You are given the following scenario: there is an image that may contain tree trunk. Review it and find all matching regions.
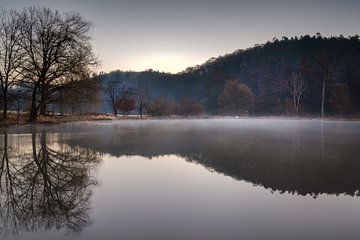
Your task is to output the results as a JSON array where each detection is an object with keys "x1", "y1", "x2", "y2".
[
  {"x1": 293, "y1": 94, "x2": 297, "y2": 115},
  {"x1": 39, "y1": 101, "x2": 47, "y2": 115},
  {"x1": 139, "y1": 105, "x2": 143, "y2": 118},
  {"x1": 29, "y1": 86, "x2": 38, "y2": 122},
  {"x1": 112, "y1": 106, "x2": 117, "y2": 116},
  {"x1": 39, "y1": 90, "x2": 47, "y2": 116},
  {"x1": 2, "y1": 91, "x2": 7, "y2": 120},
  {"x1": 17, "y1": 104, "x2": 20, "y2": 121},
  {"x1": 296, "y1": 96, "x2": 301, "y2": 116},
  {"x1": 321, "y1": 79, "x2": 326, "y2": 118},
  {"x1": 112, "y1": 99, "x2": 117, "y2": 117}
]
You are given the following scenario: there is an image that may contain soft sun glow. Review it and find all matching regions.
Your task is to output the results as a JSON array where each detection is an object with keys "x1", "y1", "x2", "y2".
[{"x1": 131, "y1": 54, "x2": 202, "y2": 73}]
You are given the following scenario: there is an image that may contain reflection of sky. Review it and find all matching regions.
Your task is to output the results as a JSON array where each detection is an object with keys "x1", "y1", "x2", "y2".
[
  {"x1": 1, "y1": 0, "x2": 359, "y2": 73},
  {"x1": 82, "y1": 154, "x2": 360, "y2": 240},
  {"x1": 2, "y1": 133, "x2": 62, "y2": 154}
]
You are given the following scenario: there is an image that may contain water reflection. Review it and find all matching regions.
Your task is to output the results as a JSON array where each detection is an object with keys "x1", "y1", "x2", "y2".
[
  {"x1": 0, "y1": 128, "x2": 100, "y2": 236},
  {"x1": 65, "y1": 120, "x2": 360, "y2": 197},
  {"x1": 1, "y1": 120, "x2": 360, "y2": 239}
]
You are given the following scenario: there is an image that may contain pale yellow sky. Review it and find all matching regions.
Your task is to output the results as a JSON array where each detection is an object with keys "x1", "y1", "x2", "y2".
[{"x1": 2, "y1": 0, "x2": 360, "y2": 73}]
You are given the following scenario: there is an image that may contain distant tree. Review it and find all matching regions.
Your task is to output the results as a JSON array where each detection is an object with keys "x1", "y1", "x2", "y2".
[
  {"x1": 57, "y1": 76, "x2": 101, "y2": 115},
  {"x1": 17, "y1": 7, "x2": 97, "y2": 121},
  {"x1": 0, "y1": 9, "x2": 24, "y2": 120},
  {"x1": 316, "y1": 50, "x2": 343, "y2": 118},
  {"x1": 249, "y1": 61, "x2": 287, "y2": 115},
  {"x1": 134, "y1": 78, "x2": 149, "y2": 118},
  {"x1": 203, "y1": 68, "x2": 229, "y2": 113},
  {"x1": 218, "y1": 80, "x2": 255, "y2": 116},
  {"x1": 115, "y1": 96, "x2": 136, "y2": 116},
  {"x1": 179, "y1": 99, "x2": 204, "y2": 116},
  {"x1": 145, "y1": 98, "x2": 179, "y2": 116},
  {"x1": 79, "y1": 77, "x2": 102, "y2": 113},
  {"x1": 329, "y1": 83, "x2": 352, "y2": 116},
  {"x1": 104, "y1": 79, "x2": 124, "y2": 116},
  {"x1": 287, "y1": 71, "x2": 306, "y2": 115}
]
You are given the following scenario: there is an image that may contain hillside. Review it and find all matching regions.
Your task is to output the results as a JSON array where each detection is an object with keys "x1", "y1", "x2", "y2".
[{"x1": 98, "y1": 35, "x2": 360, "y2": 116}]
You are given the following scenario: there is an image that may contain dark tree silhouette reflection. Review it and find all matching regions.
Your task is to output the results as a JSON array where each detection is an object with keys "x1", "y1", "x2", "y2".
[
  {"x1": 65, "y1": 120, "x2": 360, "y2": 197},
  {"x1": 0, "y1": 129, "x2": 100, "y2": 236}
]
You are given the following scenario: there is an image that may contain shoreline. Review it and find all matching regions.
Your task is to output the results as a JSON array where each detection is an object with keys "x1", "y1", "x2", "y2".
[{"x1": 1, "y1": 114, "x2": 360, "y2": 128}]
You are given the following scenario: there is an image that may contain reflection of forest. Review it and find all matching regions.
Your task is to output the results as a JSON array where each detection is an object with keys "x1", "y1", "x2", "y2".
[
  {"x1": 0, "y1": 129, "x2": 100, "y2": 236},
  {"x1": 66, "y1": 122, "x2": 360, "y2": 197}
]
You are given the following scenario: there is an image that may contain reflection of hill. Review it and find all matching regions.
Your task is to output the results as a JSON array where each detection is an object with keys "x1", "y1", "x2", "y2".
[
  {"x1": 65, "y1": 120, "x2": 360, "y2": 197},
  {"x1": 0, "y1": 129, "x2": 100, "y2": 236}
]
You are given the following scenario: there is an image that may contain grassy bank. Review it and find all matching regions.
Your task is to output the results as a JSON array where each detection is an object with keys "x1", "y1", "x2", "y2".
[{"x1": 0, "y1": 112, "x2": 114, "y2": 127}]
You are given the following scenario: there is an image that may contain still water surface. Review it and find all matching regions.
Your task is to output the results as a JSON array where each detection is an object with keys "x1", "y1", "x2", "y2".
[{"x1": 1, "y1": 119, "x2": 360, "y2": 240}]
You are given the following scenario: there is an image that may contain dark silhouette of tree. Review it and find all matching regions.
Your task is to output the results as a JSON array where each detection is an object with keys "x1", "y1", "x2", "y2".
[
  {"x1": 16, "y1": 7, "x2": 97, "y2": 121},
  {"x1": 316, "y1": 50, "x2": 343, "y2": 118},
  {"x1": 134, "y1": 78, "x2": 149, "y2": 118},
  {"x1": 104, "y1": 78, "x2": 124, "y2": 116},
  {"x1": 0, "y1": 9, "x2": 24, "y2": 120}
]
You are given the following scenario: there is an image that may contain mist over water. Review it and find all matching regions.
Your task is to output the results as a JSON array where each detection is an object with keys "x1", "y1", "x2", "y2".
[{"x1": 1, "y1": 118, "x2": 360, "y2": 240}]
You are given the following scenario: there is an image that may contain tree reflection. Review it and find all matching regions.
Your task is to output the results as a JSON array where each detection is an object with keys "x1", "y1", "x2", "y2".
[
  {"x1": 0, "y1": 129, "x2": 99, "y2": 236},
  {"x1": 65, "y1": 121, "x2": 360, "y2": 197}
]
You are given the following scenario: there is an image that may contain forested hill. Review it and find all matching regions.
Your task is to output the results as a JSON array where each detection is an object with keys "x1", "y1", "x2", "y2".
[{"x1": 98, "y1": 35, "x2": 360, "y2": 116}]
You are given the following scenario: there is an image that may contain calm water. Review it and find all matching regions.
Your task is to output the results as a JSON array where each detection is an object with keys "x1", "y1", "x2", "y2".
[{"x1": 1, "y1": 119, "x2": 360, "y2": 240}]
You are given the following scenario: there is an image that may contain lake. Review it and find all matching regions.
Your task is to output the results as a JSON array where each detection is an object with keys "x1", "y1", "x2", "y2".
[{"x1": 1, "y1": 118, "x2": 360, "y2": 240}]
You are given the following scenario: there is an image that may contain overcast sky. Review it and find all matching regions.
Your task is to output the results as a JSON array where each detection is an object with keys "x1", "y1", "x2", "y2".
[{"x1": 1, "y1": 0, "x2": 359, "y2": 73}]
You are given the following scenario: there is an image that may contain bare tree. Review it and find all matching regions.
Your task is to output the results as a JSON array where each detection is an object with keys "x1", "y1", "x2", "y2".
[
  {"x1": 104, "y1": 79, "x2": 124, "y2": 116},
  {"x1": 287, "y1": 71, "x2": 306, "y2": 115},
  {"x1": 135, "y1": 78, "x2": 149, "y2": 118},
  {"x1": 17, "y1": 7, "x2": 96, "y2": 121},
  {"x1": 55, "y1": 76, "x2": 101, "y2": 115},
  {"x1": 0, "y1": 9, "x2": 24, "y2": 119},
  {"x1": 316, "y1": 50, "x2": 342, "y2": 118}
]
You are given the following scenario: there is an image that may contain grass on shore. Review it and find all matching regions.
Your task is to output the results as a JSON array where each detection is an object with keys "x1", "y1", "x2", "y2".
[{"x1": 0, "y1": 112, "x2": 115, "y2": 126}]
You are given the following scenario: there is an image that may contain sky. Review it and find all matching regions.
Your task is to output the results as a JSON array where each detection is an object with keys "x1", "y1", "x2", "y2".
[{"x1": 0, "y1": 0, "x2": 359, "y2": 73}]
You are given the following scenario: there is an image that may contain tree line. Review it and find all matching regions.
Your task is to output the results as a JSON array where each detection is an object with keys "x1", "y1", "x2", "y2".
[
  {"x1": 99, "y1": 34, "x2": 360, "y2": 118},
  {"x1": 180, "y1": 34, "x2": 360, "y2": 117},
  {"x1": 0, "y1": 7, "x2": 97, "y2": 121}
]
